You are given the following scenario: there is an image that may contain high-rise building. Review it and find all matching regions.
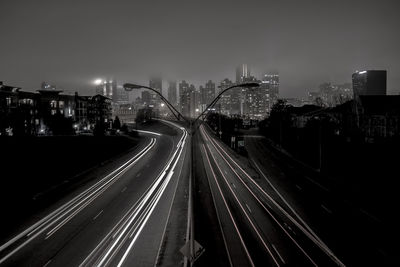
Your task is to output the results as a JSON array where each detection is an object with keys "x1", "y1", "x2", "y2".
[
  {"x1": 263, "y1": 73, "x2": 279, "y2": 99},
  {"x1": 352, "y1": 70, "x2": 386, "y2": 98},
  {"x1": 200, "y1": 80, "x2": 216, "y2": 112},
  {"x1": 94, "y1": 79, "x2": 128, "y2": 104},
  {"x1": 190, "y1": 86, "x2": 200, "y2": 118},
  {"x1": 219, "y1": 78, "x2": 234, "y2": 116},
  {"x1": 112, "y1": 81, "x2": 129, "y2": 104},
  {"x1": 261, "y1": 73, "x2": 280, "y2": 114},
  {"x1": 242, "y1": 76, "x2": 264, "y2": 119},
  {"x1": 149, "y1": 76, "x2": 163, "y2": 107},
  {"x1": 149, "y1": 77, "x2": 162, "y2": 94},
  {"x1": 95, "y1": 79, "x2": 114, "y2": 100},
  {"x1": 141, "y1": 91, "x2": 152, "y2": 107},
  {"x1": 236, "y1": 64, "x2": 250, "y2": 83},
  {"x1": 168, "y1": 81, "x2": 177, "y2": 107},
  {"x1": 179, "y1": 80, "x2": 191, "y2": 117}
]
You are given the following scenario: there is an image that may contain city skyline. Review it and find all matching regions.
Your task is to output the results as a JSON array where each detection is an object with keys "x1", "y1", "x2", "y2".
[{"x1": 1, "y1": 0, "x2": 400, "y2": 98}]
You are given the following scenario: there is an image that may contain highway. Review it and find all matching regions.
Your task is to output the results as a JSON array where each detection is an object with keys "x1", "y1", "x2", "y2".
[
  {"x1": 195, "y1": 125, "x2": 345, "y2": 266},
  {"x1": 0, "y1": 120, "x2": 190, "y2": 267},
  {"x1": 243, "y1": 134, "x2": 395, "y2": 266}
]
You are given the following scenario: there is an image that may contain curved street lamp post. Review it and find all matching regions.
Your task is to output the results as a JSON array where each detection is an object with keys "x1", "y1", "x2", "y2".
[{"x1": 123, "y1": 82, "x2": 259, "y2": 265}]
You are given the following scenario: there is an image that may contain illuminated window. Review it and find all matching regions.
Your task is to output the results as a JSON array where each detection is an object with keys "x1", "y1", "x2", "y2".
[{"x1": 50, "y1": 100, "x2": 57, "y2": 108}]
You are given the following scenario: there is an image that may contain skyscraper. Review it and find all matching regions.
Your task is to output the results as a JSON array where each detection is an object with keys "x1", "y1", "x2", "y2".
[
  {"x1": 167, "y1": 81, "x2": 177, "y2": 107},
  {"x1": 200, "y1": 80, "x2": 215, "y2": 112},
  {"x1": 141, "y1": 91, "x2": 151, "y2": 107},
  {"x1": 242, "y1": 76, "x2": 264, "y2": 119},
  {"x1": 190, "y1": 86, "x2": 200, "y2": 118},
  {"x1": 179, "y1": 80, "x2": 191, "y2": 117},
  {"x1": 262, "y1": 73, "x2": 280, "y2": 114},
  {"x1": 236, "y1": 64, "x2": 250, "y2": 84},
  {"x1": 112, "y1": 80, "x2": 129, "y2": 104},
  {"x1": 149, "y1": 76, "x2": 163, "y2": 107},
  {"x1": 219, "y1": 78, "x2": 234, "y2": 115},
  {"x1": 352, "y1": 70, "x2": 386, "y2": 98},
  {"x1": 95, "y1": 79, "x2": 114, "y2": 100}
]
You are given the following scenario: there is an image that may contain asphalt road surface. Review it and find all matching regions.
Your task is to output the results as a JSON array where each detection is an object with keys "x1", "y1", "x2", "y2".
[
  {"x1": 243, "y1": 133, "x2": 396, "y2": 266},
  {"x1": 194, "y1": 125, "x2": 345, "y2": 267},
  {"x1": 0, "y1": 120, "x2": 190, "y2": 267}
]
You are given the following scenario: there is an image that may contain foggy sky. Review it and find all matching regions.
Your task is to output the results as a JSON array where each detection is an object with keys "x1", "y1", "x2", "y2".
[{"x1": 1, "y1": 0, "x2": 400, "y2": 98}]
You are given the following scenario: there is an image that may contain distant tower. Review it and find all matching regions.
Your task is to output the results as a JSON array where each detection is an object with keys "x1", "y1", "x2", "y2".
[
  {"x1": 189, "y1": 85, "x2": 200, "y2": 118},
  {"x1": 352, "y1": 70, "x2": 386, "y2": 98},
  {"x1": 149, "y1": 76, "x2": 163, "y2": 108},
  {"x1": 168, "y1": 81, "x2": 177, "y2": 107},
  {"x1": 112, "y1": 79, "x2": 129, "y2": 104},
  {"x1": 262, "y1": 73, "x2": 279, "y2": 115},
  {"x1": 219, "y1": 78, "x2": 234, "y2": 115},
  {"x1": 149, "y1": 76, "x2": 162, "y2": 94},
  {"x1": 179, "y1": 80, "x2": 191, "y2": 117},
  {"x1": 200, "y1": 80, "x2": 216, "y2": 112},
  {"x1": 236, "y1": 64, "x2": 250, "y2": 84},
  {"x1": 95, "y1": 79, "x2": 113, "y2": 99}
]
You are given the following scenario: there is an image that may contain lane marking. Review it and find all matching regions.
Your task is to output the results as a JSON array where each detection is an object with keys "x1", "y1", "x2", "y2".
[
  {"x1": 201, "y1": 126, "x2": 318, "y2": 266},
  {"x1": 121, "y1": 187, "x2": 127, "y2": 193},
  {"x1": 250, "y1": 157, "x2": 332, "y2": 258},
  {"x1": 245, "y1": 203, "x2": 252, "y2": 213},
  {"x1": 93, "y1": 210, "x2": 104, "y2": 221},
  {"x1": 116, "y1": 134, "x2": 187, "y2": 267},
  {"x1": 207, "y1": 143, "x2": 280, "y2": 266},
  {"x1": 304, "y1": 175, "x2": 329, "y2": 192},
  {"x1": 321, "y1": 204, "x2": 332, "y2": 214},
  {"x1": 201, "y1": 146, "x2": 234, "y2": 267},
  {"x1": 80, "y1": 127, "x2": 188, "y2": 267},
  {"x1": 272, "y1": 244, "x2": 286, "y2": 264},
  {"x1": 134, "y1": 130, "x2": 162, "y2": 136},
  {"x1": 295, "y1": 185, "x2": 302, "y2": 191},
  {"x1": 155, "y1": 125, "x2": 187, "y2": 267},
  {"x1": 136, "y1": 173, "x2": 141, "y2": 177},
  {"x1": 202, "y1": 144, "x2": 255, "y2": 267},
  {"x1": 0, "y1": 138, "x2": 157, "y2": 265},
  {"x1": 43, "y1": 259, "x2": 52, "y2": 267},
  {"x1": 201, "y1": 126, "x2": 344, "y2": 265}
]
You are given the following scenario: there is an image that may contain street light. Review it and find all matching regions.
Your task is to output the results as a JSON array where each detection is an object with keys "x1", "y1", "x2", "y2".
[
  {"x1": 123, "y1": 81, "x2": 259, "y2": 266},
  {"x1": 192, "y1": 82, "x2": 260, "y2": 134}
]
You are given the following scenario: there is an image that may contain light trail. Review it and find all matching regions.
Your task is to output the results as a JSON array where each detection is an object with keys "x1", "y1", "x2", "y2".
[
  {"x1": 202, "y1": 144, "x2": 255, "y2": 267},
  {"x1": 80, "y1": 127, "x2": 188, "y2": 267},
  {"x1": 201, "y1": 125, "x2": 345, "y2": 266},
  {"x1": 0, "y1": 138, "x2": 157, "y2": 265},
  {"x1": 203, "y1": 142, "x2": 280, "y2": 266}
]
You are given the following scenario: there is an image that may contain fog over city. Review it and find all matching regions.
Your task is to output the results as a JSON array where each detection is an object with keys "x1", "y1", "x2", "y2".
[
  {"x1": 1, "y1": 0, "x2": 400, "y2": 97},
  {"x1": 2, "y1": 1, "x2": 400, "y2": 266}
]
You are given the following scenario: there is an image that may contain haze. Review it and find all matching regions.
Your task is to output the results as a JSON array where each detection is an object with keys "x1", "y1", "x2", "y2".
[{"x1": 1, "y1": 0, "x2": 399, "y2": 98}]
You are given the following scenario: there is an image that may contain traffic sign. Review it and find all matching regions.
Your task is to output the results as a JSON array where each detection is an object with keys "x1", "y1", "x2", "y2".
[{"x1": 180, "y1": 240, "x2": 205, "y2": 263}]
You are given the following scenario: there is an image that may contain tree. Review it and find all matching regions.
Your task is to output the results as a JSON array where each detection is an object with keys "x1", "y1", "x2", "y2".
[
  {"x1": 263, "y1": 99, "x2": 292, "y2": 145},
  {"x1": 113, "y1": 116, "x2": 121, "y2": 129}
]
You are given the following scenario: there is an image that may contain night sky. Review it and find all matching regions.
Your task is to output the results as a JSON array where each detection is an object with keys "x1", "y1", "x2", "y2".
[{"x1": 1, "y1": 0, "x2": 399, "y2": 98}]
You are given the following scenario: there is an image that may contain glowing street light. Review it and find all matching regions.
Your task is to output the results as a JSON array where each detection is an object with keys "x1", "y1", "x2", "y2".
[
  {"x1": 123, "y1": 80, "x2": 259, "y2": 265},
  {"x1": 94, "y1": 79, "x2": 103, "y2": 85}
]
